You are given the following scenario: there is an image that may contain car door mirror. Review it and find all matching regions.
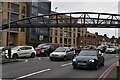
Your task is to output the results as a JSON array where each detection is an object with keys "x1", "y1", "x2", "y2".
[
  {"x1": 66, "y1": 51, "x2": 69, "y2": 53},
  {"x1": 66, "y1": 50, "x2": 70, "y2": 53},
  {"x1": 17, "y1": 49, "x2": 21, "y2": 51}
]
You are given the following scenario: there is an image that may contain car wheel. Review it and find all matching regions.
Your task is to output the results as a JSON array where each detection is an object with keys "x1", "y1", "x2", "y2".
[
  {"x1": 63, "y1": 56, "x2": 67, "y2": 61},
  {"x1": 12, "y1": 54, "x2": 18, "y2": 59},
  {"x1": 72, "y1": 55, "x2": 75, "y2": 59},
  {"x1": 101, "y1": 63, "x2": 104, "y2": 66},
  {"x1": 44, "y1": 51, "x2": 48, "y2": 57},
  {"x1": 45, "y1": 53, "x2": 49, "y2": 57},
  {"x1": 95, "y1": 64, "x2": 99, "y2": 70},
  {"x1": 31, "y1": 53, "x2": 35, "y2": 58},
  {"x1": 50, "y1": 58, "x2": 53, "y2": 61},
  {"x1": 73, "y1": 66, "x2": 78, "y2": 69}
]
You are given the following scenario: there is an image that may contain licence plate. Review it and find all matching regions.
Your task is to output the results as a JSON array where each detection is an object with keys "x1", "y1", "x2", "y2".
[{"x1": 78, "y1": 63, "x2": 86, "y2": 65}]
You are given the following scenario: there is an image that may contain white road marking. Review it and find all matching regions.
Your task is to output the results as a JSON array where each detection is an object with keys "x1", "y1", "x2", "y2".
[
  {"x1": 61, "y1": 62, "x2": 72, "y2": 67},
  {"x1": 14, "y1": 68, "x2": 51, "y2": 80},
  {"x1": 38, "y1": 58, "x2": 41, "y2": 60},
  {"x1": 25, "y1": 59, "x2": 28, "y2": 62}
]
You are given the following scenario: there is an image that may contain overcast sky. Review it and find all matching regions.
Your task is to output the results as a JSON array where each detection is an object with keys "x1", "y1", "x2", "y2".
[{"x1": 49, "y1": 0, "x2": 119, "y2": 38}]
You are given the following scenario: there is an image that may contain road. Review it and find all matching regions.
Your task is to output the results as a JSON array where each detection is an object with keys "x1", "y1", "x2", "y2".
[{"x1": 2, "y1": 53, "x2": 118, "y2": 80}]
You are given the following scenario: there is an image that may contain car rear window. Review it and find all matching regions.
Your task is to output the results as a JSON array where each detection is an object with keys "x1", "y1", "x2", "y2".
[{"x1": 79, "y1": 50, "x2": 97, "y2": 56}]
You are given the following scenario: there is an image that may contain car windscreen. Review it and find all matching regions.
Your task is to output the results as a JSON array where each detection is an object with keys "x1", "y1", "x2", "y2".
[
  {"x1": 54, "y1": 47, "x2": 67, "y2": 52},
  {"x1": 41, "y1": 45, "x2": 51, "y2": 49},
  {"x1": 37, "y1": 44, "x2": 46, "y2": 48},
  {"x1": 79, "y1": 50, "x2": 97, "y2": 56},
  {"x1": 11, "y1": 46, "x2": 20, "y2": 50}
]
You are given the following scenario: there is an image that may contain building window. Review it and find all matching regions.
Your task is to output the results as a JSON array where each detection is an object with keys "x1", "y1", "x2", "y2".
[
  {"x1": 55, "y1": 37, "x2": 57, "y2": 43},
  {"x1": 0, "y1": 12, "x2": 2, "y2": 26},
  {"x1": 68, "y1": 39, "x2": 71, "y2": 44},
  {"x1": 31, "y1": 28, "x2": 36, "y2": 34},
  {"x1": 21, "y1": 28, "x2": 25, "y2": 32},
  {"x1": 9, "y1": 13, "x2": 19, "y2": 22},
  {"x1": 64, "y1": 38, "x2": 67, "y2": 44},
  {"x1": 78, "y1": 33, "x2": 80, "y2": 37},
  {"x1": 50, "y1": 29, "x2": 52, "y2": 36},
  {"x1": 32, "y1": 7, "x2": 38, "y2": 16},
  {"x1": 78, "y1": 28, "x2": 81, "y2": 32},
  {"x1": 64, "y1": 32, "x2": 67, "y2": 37},
  {"x1": 0, "y1": 2, "x2": 3, "y2": 10},
  {"x1": 50, "y1": 37, "x2": 52, "y2": 43},
  {"x1": 60, "y1": 38, "x2": 62, "y2": 43},
  {"x1": 59, "y1": 16, "x2": 63, "y2": 22},
  {"x1": 73, "y1": 28, "x2": 76, "y2": 31},
  {"x1": 74, "y1": 33, "x2": 76, "y2": 38},
  {"x1": 60, "y1": 30, "x2": 62, "y2": 36},
  {"x1": 55, "y1": 30, "x2": 57, "y2": 36},
  {"x1": 73, "y1": 39, "x2": 75, "y2": 44},
  {"x1": 68, "y1": 32, "x2": 71, "y2": 37},
  {"x1": 21, "y1": 6, "x2": 26, "y2": 14},
  {"x1": 64, "y1": 28, "x2": 67, "y2": 30},
  {"x1": 8, "y1": 3, "x2": 19, "y2": 13}
]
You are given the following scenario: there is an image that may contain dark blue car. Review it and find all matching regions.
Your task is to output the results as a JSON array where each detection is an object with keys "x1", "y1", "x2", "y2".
[{"x1": 72, "y1": 49, "x2": 104, "y2": 70}]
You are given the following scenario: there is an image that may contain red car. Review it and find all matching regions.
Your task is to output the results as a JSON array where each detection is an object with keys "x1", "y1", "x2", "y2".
[{"x1": 35, "y1": 43, "x2": 61, "y2": 57}]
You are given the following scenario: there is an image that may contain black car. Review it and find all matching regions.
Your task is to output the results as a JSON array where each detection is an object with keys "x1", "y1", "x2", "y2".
[
  {"x1": 72, "y1": 49, "x2": 104, "y2": 70},
  {"x1": 39, "y1": 44, "x2": 60, "y2": 57}
]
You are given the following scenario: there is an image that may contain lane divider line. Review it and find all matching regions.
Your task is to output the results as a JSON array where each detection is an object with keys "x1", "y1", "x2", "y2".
[
  {"x1": 25, "y1": 59, "x2": 28, "y2": 62},
  {"x1": 14, "y1": 68, "x2": 51, "y2": 80},
  {"x1": 61, "y1": 63, "x2": 72, "y2": 67},
  {"x1": 38, "y1": 58, "x2": 41, "y2": 60},
  {"x1": 97, "y1": 62, "x2": 116, "y2": 80}
]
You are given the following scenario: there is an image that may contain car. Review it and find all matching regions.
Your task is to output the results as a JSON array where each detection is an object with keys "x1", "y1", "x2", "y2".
[
  {"x1": 39, "y1": 43, "x2": 61, "y2": 57},
  {"x1": 72, "y1": 49, "x2": 104, "y2": 70},
  {"x1": 0, "y1": 47, "x2": 7, "y2": 61},
  {"x1": 105, "y1": 46, "x2": 118, "y2": 54},
  {"x1": 35, "y1": 43, "x2": 46, "y2": 56},
  {"x1": 97, "y1": 45, "x2": 108, "y2": 53},
  {"x1": 49, "y1": 47, "x2": 75, "y2": 61},
  {"x1": 4, "y1": 46, "x2": 36, "y2": 59},
  {"x1": 83, "y1": 45, "x2": 97, "y2": 49}
]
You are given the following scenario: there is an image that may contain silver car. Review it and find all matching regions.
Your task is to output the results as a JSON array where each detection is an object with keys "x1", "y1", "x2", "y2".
[{"x1": 49, "y1": 47, "x2": 75, "y2": 61}]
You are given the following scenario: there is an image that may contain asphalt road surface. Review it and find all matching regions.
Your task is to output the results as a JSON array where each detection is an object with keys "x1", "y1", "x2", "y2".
[{"x1": 2, "y1": 53, "x2": 118, "y2": 80}]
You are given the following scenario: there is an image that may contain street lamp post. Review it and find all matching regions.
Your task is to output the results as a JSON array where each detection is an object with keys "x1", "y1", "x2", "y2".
[
  {"x1": 8, "y1": 2, "x2": 11, "y2": 46},
  {"x1": 55, "y1": 7, "x2": 57, "y2": 12},
  {"x1": 102, "y1": 38, "x2": 105, "y2": 45}
]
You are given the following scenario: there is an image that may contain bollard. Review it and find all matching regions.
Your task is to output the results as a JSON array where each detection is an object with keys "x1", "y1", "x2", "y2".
[
  {"x1": 117, "y1": 61, "x2": 119, "y2": 80},
  {"x1": 117, "y1": 49, "x2": 120, "y2": 80},
  {"x1": 8, "y1": 48, "x2": 11, "y2": 59}
]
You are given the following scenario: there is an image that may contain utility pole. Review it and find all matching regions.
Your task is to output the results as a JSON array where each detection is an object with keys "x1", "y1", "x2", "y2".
[
  {"x1": 55, "y1": 7, "x2": 57, "y2": 12},
  {"x1": 8, "y1": 2, "x2": 11, "y2": 46}
]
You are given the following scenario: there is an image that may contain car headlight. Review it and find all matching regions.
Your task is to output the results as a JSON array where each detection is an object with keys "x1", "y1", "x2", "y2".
[
  {"x1": 73, "y1": 59, "x2": 77, "y2": 62},
  {"x1": 89, "y1": 60, "x2": 95, "y2": 62}
]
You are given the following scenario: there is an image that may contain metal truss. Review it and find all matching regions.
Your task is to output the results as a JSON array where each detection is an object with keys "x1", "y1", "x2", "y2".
[{"x1": 2, "y1": 12, "x2": 120, "y2": 29}]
